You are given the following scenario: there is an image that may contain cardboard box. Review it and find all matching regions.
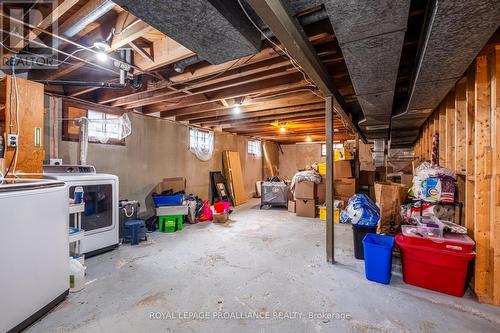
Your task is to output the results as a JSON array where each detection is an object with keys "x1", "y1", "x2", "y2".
[
  {"x1": 400, "y1": 174, "x2": 413, "y2": 188},
  {"x1": 296, "y1": 199, "x2": 316, "y2": 218},
  {"x1": 334, "y1": 160, "x2": 352, "y2": 178},
  {"x1": 316, "y1": 177, "x2": 326, "y2": 204},
  {"x1": 334, "y1": 178, "x2": 356, "y2": 198},
  {"x1": 359, "y1": 171, "x2": 376, "y2": 186},
  {"x1": 212, "y1": 212, "x2": 229, "y2": 223},
  {"x1": 288, "y1": 200, "x2": 296, "y2": 213},
  {"x1": 155, "y1": 177, "x2": 186, "y2": 194},
  {"x1": 295, "y1": 181, "x2": 316, "y2": 199}
]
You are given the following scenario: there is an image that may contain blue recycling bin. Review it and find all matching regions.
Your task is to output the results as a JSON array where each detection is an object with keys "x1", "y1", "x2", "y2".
[{"x1": 362, "y1": 233, "x2": 395, "y2": 284}]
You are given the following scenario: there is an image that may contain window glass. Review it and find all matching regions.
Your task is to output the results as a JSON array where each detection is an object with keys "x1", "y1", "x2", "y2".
[{"x1": 247, "y1": 140, "x2": 261, "y2": 156}]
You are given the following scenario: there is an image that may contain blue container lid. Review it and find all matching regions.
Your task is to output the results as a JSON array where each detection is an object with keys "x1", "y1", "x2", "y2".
[
  {"x1": 352, "y1": 224, "x2": 377, "y2": 231},
  {"x1": 125, "y1": 219, "x2": 145, "y2": 226},
  {"x1": 363, "y1": 233, "x2": 395, "y2": 248}
]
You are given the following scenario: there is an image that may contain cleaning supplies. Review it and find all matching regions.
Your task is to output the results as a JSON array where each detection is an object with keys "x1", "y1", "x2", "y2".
[{"x1": 69, "y1": 257, "x2": 86, "y2": 292}]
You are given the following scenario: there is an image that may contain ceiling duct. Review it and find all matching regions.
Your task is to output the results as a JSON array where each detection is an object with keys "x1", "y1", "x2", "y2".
[
  {"x1": 112, "y1": 0, "x2": 261, "y2": 64},
  {"x1": 324, "y1": 0, "x2": 411, "y2": 140},
  {"x1": 391, "y1": 0, "x2": 500, "y2": 145}
]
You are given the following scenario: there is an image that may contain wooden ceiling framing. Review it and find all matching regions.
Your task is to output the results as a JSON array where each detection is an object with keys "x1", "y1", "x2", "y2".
[{"x1": 1, "y1": 1, "x2": 360, "y2": 144}]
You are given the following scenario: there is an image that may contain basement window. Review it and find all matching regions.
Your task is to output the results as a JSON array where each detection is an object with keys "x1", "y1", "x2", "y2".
[
  {"x1": 62, "y1": 102, "x2": 125, "y2": 145},
  {"x1": 189, "y1": 128, "x2": 214, "y2": 161},
  {"x1": 88, "y1": 110, "x2": 121, "y2": 142},
  {"x1": 247, "y1": 140, "x2": 261, "y2": 157},
  {"x1": 321, "y1": 143, "x2": 343, "y2": 157}
]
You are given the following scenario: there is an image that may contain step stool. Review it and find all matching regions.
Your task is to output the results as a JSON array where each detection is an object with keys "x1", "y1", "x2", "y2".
[
  {"x1": 123, "y1": 220, "x2": 147, "y2": 245},
  {"x1": 158, "y1": 215, "x2": 183, "y2": 233}
]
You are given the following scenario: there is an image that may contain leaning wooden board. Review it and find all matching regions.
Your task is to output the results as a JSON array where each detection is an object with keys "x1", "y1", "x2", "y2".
[{"x1": 222, "y1": 151, "x2": 248, "y2": 206}]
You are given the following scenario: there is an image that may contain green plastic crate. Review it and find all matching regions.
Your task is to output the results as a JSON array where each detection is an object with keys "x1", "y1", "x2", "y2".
[{"x1": 158, "y1": 215, "x2": 183, "y2": 233}]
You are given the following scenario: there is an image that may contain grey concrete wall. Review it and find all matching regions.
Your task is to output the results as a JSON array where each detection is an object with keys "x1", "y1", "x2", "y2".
[{"x1": 57, "y1": 111, "x2": 277, "y2": 214}]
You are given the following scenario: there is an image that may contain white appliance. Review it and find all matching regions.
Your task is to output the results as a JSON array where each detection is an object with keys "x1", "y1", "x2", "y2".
[
  {"x1": 44, "y1": 165, "x2": 119, "y2": 256},
  {"x1": 0, "y1": 178, "x2": 69, "y2": 333}
]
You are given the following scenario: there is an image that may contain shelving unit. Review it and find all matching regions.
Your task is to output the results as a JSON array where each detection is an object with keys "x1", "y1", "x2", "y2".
[{"x1": 69, "y1": 203, "x2": 85, "y2": 264}]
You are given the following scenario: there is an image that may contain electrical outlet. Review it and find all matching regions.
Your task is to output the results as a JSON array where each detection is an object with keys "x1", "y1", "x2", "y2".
[{"x1": 7, "y1": 134, "x2": 18, "y2": 148}]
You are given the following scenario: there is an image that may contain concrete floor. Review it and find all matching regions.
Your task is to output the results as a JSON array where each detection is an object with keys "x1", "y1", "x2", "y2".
[{"x1": 29, "y1": 199, "x2": 500, "y2": 333}]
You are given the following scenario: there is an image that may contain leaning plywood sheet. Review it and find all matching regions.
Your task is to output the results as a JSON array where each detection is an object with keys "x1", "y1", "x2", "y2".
[{"x1": 223, "y1": 151, "x2": 248, "y2": 206}]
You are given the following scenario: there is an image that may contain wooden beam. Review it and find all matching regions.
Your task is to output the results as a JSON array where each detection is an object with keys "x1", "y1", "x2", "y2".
[
  {"x1": 170, "y1": 93, "x2": 323, "y2": 120},
  {"x1": 439, "y1": 101, "x2": 446, "y2": 165},
  {"x1": 133, "y1": 36, "x2": 194, "y2": 71},
  {"x1": 489, "y1": 45, "x2": 500, "y2": 306},
  {"x1": 446, "y1": 91, "x2": 456, "y2": 169},
  {"x1": 11, "y1": 0, "x2": 80, "y2": 50},
  {"x1": 246, "y1": 0, "x2": 361, "y2": 140},
  {"x1": 465, "y1": 65, "x2": 476, "y2": 238},
  {"x1": 130, "y1": 41, "x2": 154, "y2": 62},
  {"x1": 192, "y1": 103, "x2": 325, "y2": 124},
  {"x1": 110, "y1": 20, "x2": 153, "y2": 50},
  {"x1": 325, "y1": 95, "x2": 335, "y2": 262},
  {"x1": 455, "y1": 79, "x2": 467, "y2": 173},
  {"x1": 474, "y1": 55, "x2": 492, "y2": 302},
  {"x1": 143, "y1": 74, "x2": 309, "y2": 114}
]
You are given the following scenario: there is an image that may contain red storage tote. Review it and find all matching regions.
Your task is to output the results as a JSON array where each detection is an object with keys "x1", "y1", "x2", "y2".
[{"x1": 395, "y1": 234, "x2": 475, "y2": 297}]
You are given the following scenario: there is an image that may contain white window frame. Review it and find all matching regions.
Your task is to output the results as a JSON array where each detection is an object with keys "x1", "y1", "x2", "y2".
[
  {"x1": 247, "y1": 140, "x2": 261, "y2": 156},
  {"x1": 189, "y1": 128, "x2": 214, "y2": 152},
  {"x1": 87, "y1": 110, "x2": 122, "y2": 142},
  {"x1": 321, "y1": 143, "x2": 343, "y2": 156}
]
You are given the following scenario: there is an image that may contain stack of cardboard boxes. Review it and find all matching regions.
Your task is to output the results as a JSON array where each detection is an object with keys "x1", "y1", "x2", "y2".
[
  {"x1": 292, "y1": 179, "x2": 326, "y2": 218},
  {"x1": 333, "y1": 161, "x2": 355, "y2": 204}
]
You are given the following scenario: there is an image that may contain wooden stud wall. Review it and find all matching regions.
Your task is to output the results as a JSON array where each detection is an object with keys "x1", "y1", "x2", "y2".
[{"x1": 413, "y1": 45, "x2": 500, "y2": 306}]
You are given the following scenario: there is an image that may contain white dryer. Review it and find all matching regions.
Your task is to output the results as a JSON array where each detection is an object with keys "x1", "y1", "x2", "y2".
[{"x1": 44, "y1": 165, "x2": 119, "y2": 256}]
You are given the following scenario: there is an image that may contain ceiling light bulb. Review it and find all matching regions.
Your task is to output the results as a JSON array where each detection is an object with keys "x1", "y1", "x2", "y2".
[
  {"x1": 233, "y1": 104, "x2": 241, "y2": 114},
  {"x1": 279, "y1": 126, "x2": 287, "y2": 133},
  {"x1": 305, "y1": 136, "x2": 312, "y2": 142},
  {"x1": 96, "y1": 52, "x2": 108, "y2": 62}
]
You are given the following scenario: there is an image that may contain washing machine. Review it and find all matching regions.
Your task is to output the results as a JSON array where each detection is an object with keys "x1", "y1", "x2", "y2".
[{"x1": 44, "y1": 165, "x2": 119, "y2": 257}]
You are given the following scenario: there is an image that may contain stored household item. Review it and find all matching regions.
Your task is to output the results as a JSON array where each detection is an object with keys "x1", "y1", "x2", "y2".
[
  {"x1": 396, "y1": 234, "x2": 475, "y2": 296},
  {"x1": 296, "y1": 198, "x2": 316, "y2": 217},
  {"x1": 334, "y1": 160, "x2": 353, "y2": 178},
  {"x1": 333, "y1": 178, "x2": 356, "y2": 198},
  {"x1": 341, "y1": 194, "x2": 380, "y2": 226},
  {"x1": 318, "y1": 163, "x2": 326, "y2": 175},
  {"x1": 209, "y1": 171, "x2": 230, "y2": 204},
  {"x1": 123, "y1": 220, "x2": 147, "y2": 245},
  {"x1": 288, "y1": 200, "x2": 296, "y2": 213},
  {"x1": 260, "y1": 181, "x2": 288, "y2": 209},
  {"x1": 44, "y1": 164, "x2": 119, "y2": 257},
  {"x1": 153, "y1": 193, "x2": 184, "y2": 206},
  {"x1": 363, "y1": 233, "x2": 395, "y2": 284},
  {"x1": 156, "y1": 204, "x2": 189, "y2": 216},
  {"x1": 119, "y1": 200, "x2": 139, "y2": 240},
  {"x1": 69, "y1": 257, "x2": 86, "y2": 292},
  {"x1": 213, "y1": 212, "x2": 229, "y2": 223},
  {"x1": 401, "y1": 225, "x2": 474, "y2": 252},
  {"x1": 158, "y1": 215, "x2": 183, "y2": 232},
  {"x1": 319, "y1": 207, "x2": 339, "y2": 223},
  {"x1": 375, "y1": 181, "x2": 408, "y2": 235},
  {"x1": 74, "y1": 186, "x2": 84, "y2": 204},
  {"x1": 0, "y1": 179, "x2": 69, "y2": 333},
  {"x1": 223, "y1": 151, "x2": 248, "y2": 206},
  {"x1": 352, "y1": 224, "x2": 377, "y2": 259},
  {"x1": 295, "y1": 180, "x2": 316, "y2": 200}
]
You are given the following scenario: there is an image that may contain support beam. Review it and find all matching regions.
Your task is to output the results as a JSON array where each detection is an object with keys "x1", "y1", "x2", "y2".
[
  {"x1": 325, "y1": 95, "x2": 335, "y2": 262},
  {"x1": 246, "y1": 0, "x2": 362, "y2": 141}
]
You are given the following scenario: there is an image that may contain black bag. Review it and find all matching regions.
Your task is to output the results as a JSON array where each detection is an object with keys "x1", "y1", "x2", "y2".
[{"x1": 145, "y1": 216, "x2": 157, "y2": 232}]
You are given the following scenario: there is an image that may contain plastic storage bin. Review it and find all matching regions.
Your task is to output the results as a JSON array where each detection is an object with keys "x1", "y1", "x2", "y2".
[
  {"x1": 153, "y1": 194, "x2": 184, "y2": 206},
  {"x1": 363, "y1": 233, "x2": 395, "y2": 284},
  {"x1": 319, "y1": 207, "x2": 339, "y2": 222},
  {"x1": 158, "y1": 215, "x2": 183, "y2": 233},
  {"x1": 395, "y1": 234, "x2": 475, "y2": 296},
  {"x1": 401, "y1": 225, "x2": 474, "y2": 252},
  {"x1": 352, "y1": 224, "x2": 377, "y2": 259}
]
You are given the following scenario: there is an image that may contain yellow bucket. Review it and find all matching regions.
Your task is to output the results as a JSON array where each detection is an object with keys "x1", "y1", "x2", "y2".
[
  {"x1": 318, "y1": 163, "x2": 326, "y2": 175},
  {"x1": 319, "y1": 207, "x2": 339, "y2": 223}
]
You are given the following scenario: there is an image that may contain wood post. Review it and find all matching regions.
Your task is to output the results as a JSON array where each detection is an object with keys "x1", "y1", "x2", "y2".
[{"x1": 325, "y1": 95, "x2": 335, "y2": 263}]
